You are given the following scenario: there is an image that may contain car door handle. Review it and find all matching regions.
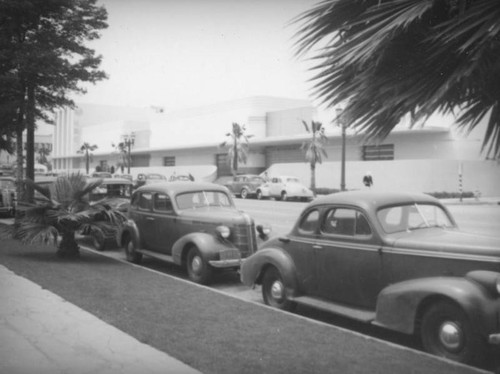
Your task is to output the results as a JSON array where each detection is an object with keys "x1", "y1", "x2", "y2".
[
  {"x1": 313, "y1": 245, "x2": 323, "y2": 249},
  {"x1": 146, "y1": 217, "x2": 155, "y2": 221}
]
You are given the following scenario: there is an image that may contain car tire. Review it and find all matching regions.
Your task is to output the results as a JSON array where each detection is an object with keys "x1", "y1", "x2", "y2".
[
  {"x1": 124, "y1": 236, "x2": 142, "y2": 264},
  {"x1": 262, "y1": 267, "x2": 296, "y2": 311},
  {"x1": 186, "y1": 246, "x2": 213, "y2": 285},
  {"x1": 240, "y1": 188, "x2": 248, "y2": 199},
  {"x1": 92, "y1": 232, "x2": 106, "y2": 251},
  {"x1": 420, "y1": 300, "x2": 485, "y2": 364},
  {"x1": 256, "y1": 190, "x2": 263, "y2": 200},
  {"x1": 280, "y1": 191, "x2": 288, "y2": 201}
]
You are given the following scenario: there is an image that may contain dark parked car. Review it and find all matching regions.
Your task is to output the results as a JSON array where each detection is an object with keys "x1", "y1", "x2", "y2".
[
  {"x1": 118, "y1": 182, "x2": 270, "y2": 284},
  {"x1": 241, "y1": 190, "x2": 500, "y2": 365},
  {"x1": 223, "y1": 174, "x2": 266, "y2": 199}
]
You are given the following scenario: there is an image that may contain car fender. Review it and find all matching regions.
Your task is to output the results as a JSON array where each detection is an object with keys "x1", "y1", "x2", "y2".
[
  {"x1": 240, "y1": 247, "x2": 298, "y2": 296},
  {"x1": 374, "y1": 273, "x2": 499, "y2": 336},
  {"x1": 171, "y1": 232, "x2": 234, "y2": 266},
  {"x1": 117, "y1": 219, "x2": 142, "y2": 248}
]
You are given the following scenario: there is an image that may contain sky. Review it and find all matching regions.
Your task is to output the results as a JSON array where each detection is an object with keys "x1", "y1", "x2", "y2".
[{"x1": 76, "y1": 0, "x2": 324, "y2": 114}]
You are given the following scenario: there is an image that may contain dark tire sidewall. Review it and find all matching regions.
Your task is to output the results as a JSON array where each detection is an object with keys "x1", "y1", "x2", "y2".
[
  {"x1": 420, "y1": 300, "x2": 484, "y2": 364},
  {"x1": 187, "y1": 246, "x2": 212, "y2": 285}
]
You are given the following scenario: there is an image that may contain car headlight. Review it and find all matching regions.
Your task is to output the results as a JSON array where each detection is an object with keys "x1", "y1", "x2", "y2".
[
  {"x1": 256, "y1": 224, "x2": 272, "y2": 237},
  {"x1": 216, "y1": 225, "x2": 231, "y2": 239}
]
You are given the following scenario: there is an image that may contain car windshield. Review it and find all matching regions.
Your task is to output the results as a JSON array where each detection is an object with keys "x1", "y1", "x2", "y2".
[
  {"x1": 377, "y1": 203, "x2": 454, "y2": 234},
  {"x1": 176, "y1": 190, "x2": 232, "y2": 210}
]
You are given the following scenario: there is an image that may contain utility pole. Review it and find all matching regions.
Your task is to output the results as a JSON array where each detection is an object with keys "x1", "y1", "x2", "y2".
[{"x1": 336, "y1": 108, "x2": 347, "y2": 191}]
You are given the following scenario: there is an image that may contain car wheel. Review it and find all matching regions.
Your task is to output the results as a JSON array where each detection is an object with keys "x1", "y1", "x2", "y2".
[
  {"x1": 124, "y1": 236, "x2": 142, "y2": 264},
  {"x1": 280, "y1": 191, "x2": 288, "y2": 201},
  {"x1": 92, "y1": 231, "x2": 106, "y2": 251},
  {"x1": 420, "y1": 300, "x2": 485, "y2": 364},
  {"x1": 186, "y1": 246, "x2": 213, "y2": 285},
  {"x1": 240, "y1": 188, "x2": 248, "y2": 199},
  {"x1": 262, "y1": 267, "x2": 296, "y2": 311},
  {"x1": 256, "y1": 190, "x2": 263, "y2": 200}
]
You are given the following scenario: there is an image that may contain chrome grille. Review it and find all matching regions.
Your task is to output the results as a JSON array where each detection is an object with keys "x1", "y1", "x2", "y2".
[{"x1": 231, "y1": 223, "x2": 257, "y2": 258}]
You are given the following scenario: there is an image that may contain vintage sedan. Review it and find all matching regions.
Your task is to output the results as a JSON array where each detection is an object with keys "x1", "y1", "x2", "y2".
[
  {"x1": 0, "y1": 176, "x2": 16, "y2": 216},
  {"x1": 118, "y1": 182, "x2": 270, "y2": 284},
  {"x1": 224, "y1": 174, "x2": 266, "y2": 199},
  {"x1": 241, "y1": 190, "x2": 500, "y2": 365},
  {"x1": 262, "y1": 176, "x2": 313, "y2": 201}
]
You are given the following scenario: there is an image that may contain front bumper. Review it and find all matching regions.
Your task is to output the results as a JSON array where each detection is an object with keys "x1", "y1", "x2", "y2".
[
  {"x1": 209, "y1": 259, "x2": 241, "y2": 268},
  {"x1": 489, "y1": 333, "x2": 500, "y2": 345}
]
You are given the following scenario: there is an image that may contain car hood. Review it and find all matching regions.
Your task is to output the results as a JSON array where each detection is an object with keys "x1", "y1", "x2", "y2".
[
  {"x1": 389, "y1": 229, "x2": 500, "y2": 257},
  {"x1": 178, "y1": 207, "x2": 253, "y2": 225}
]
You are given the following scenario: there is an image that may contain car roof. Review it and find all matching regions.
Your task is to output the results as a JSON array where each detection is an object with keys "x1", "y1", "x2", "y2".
[
  {"x1": 311, "y1": 190, "x2": 441, "y2": 211},
  {"x1": 135, "y1": 181, "x2": 228, "y2": 195}
]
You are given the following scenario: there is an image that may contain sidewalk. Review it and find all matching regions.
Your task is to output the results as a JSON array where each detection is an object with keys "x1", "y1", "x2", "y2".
[{"x1": 0, "y1": 265, "x2": 201, "y2": 374}]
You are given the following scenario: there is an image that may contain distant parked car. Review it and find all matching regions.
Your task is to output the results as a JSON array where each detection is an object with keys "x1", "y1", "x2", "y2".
[
  {"x1": 223, "y1": 174, "x2": 266, "y2": 199},
  {"x1": 85, "y1": 177, "x2": 133, "y2": 250},
  {"x1": 169, "y1": 174, "x2": 194, "y2": 182},
  {"x1": 241, "y1": 190, "x2": 500, "y2": 365},
  {"x1": 91, "y1": 171, "x2": 113, "y2": 178},
  {"x1": 114, "y1": 173, "x2": 133, "y2": 182},
  {"x1": 261, "y1": 176, "x2": 313, "y2": 201},
  {"x1": 135, "y1": 173, "x2": 167, "y2": 188},
  {"x1": 0, "y1": 176, "x2": 16, "y2": 216},
  {"x1": 118, "y1": 182, "x2": 271, "y2": 284}
]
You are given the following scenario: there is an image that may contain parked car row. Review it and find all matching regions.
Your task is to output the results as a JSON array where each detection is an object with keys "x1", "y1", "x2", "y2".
[{"x1": 220, "y1": 174, "x2": 314, "y2": 201}]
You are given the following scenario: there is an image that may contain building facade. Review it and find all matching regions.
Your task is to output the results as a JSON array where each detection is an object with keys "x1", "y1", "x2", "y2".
[{"x1": 50, "y1": 96, "x2": 499, "y2": 196}]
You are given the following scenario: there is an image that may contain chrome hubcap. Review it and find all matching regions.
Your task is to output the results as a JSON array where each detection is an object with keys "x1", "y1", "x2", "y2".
[
  {"x1": 191, "y1": 255, "x2": 202, "y2": 274},
  {"x1": 270, "y1": 280, "x2": 284, "y2": 300},
  {"x1": 438, "y1": 322, "x2": 463, "y2": 351}
]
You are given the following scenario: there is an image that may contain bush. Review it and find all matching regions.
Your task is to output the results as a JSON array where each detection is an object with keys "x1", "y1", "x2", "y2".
[{"x1": 315, "y1": 187, "x2": 340, "y2": 195}]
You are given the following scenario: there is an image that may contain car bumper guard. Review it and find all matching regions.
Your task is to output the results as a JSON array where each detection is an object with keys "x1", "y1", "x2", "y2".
[{"x1": 209, "y1": 259, "x2": 241, "y2": 268}]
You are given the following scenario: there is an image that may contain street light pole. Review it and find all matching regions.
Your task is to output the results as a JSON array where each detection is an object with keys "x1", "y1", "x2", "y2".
[
  {"x1": 336, "y1": 108, "x2": 347, "y2": 191},
  {"x1": 122, "y1": 132, "x2": 135, "y2": 174}
]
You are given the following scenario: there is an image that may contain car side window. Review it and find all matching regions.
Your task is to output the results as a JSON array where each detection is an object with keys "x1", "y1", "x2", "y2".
[
  {"x1": 153, "y1": 193, "x2": 173, "y2": 212},
  {"x1": 321, "y1": 208, "x2": 371, "y2": 237},
  {"x1": 137, "y1": 192, "x2": 152, "y2": 211},
  {"x1": 298, "y1": 209, "x2": 320, "y2": 234}
]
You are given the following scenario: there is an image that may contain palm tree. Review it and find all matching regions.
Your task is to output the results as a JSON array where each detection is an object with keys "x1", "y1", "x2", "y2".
[
  {"x1": 111, "y1": 141, "x2": 128, "y2": 173},
  {"x1": 220, "y1": 123, "x2": 253, "y2": 176},
  {"x1": 5, "y1": 173, "x2": 125, "y2": 258},
  {"x1": 294, "y1": 0, "x2": 500, "y2": 159},
  {"x1": 77, "y1": 142, "x2": 98, "y2": 174},
  {"x1": 301, "y1": 120, "x2": 328, "y2": 196}
]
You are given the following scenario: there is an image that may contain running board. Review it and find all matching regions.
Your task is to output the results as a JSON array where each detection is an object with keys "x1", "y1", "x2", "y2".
[
  {"x1": 291, "y1": 296, "x2": 375, "y2": 322},
  {"x1": 137, "y1": 249, "x2": 175, "y2": 263}
]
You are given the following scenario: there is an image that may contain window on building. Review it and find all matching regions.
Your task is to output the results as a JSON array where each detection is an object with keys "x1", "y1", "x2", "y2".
[
  {"x1": 163, "y1": 156, "x2": 175, "y2": 166},
  {"x1": 362, "y1": 144, "x2": 394, "y2": 160}
]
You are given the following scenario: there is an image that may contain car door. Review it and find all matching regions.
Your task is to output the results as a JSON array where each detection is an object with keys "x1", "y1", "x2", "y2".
[
  {"x1": 150, "y1": 192, "x2": 177, "y2": 254},
  {"x1": 313, "y1": 206, "x2": 386, "y2": 309},
  {"x1": 284, "y1": 207, "x2": 321, "y2": 294},
  {"x1": 268, "y1": 177, "x2": 282, "y2": 197},
  {"x1": 134, "y1": 191, "x2": 156, "y2": 249}
]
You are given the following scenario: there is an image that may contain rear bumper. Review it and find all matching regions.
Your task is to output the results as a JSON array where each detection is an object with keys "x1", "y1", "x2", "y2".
[{"x1": 489, "y1": 333, "x2": 500, "y2": 345}]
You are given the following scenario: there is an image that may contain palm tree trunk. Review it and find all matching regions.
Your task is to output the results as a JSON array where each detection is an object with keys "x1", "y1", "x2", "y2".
[
  {"x1": 310, "y1": 163, "x2": 316, "y2": 197},
  {"x1": 57, "y1": 229, "x2": 80, "y2": 258},
  {"x1": 85, "y1": 150, "x2": 90, "y2": 174}
]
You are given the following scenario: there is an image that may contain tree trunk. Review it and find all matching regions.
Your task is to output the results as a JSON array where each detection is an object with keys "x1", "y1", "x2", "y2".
[
  {"x1": 25, "y1": 85, "x2": 36, "y2": 202},
  {"x1": 85, "y1": 150, "x2": 90, "y2": 174},
  {"x1": 57, "y1": 229, "x2": 80, "y2": 258},
  {"x1": 15, "y1": 88, "x2": 26, "y2": 217},
  {"x1": 310, "y1": 163, "x2": 316, "y2": 196}
]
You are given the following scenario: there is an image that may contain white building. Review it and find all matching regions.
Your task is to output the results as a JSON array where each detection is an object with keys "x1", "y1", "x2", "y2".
[{"x1": 51, "y1": 96, "x2": 499, "y2": 196}]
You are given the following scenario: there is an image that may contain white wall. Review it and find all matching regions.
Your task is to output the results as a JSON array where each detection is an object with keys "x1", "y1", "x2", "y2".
[{"x1": 265, "y1": 159, "x2": 500, "y2": 197}]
